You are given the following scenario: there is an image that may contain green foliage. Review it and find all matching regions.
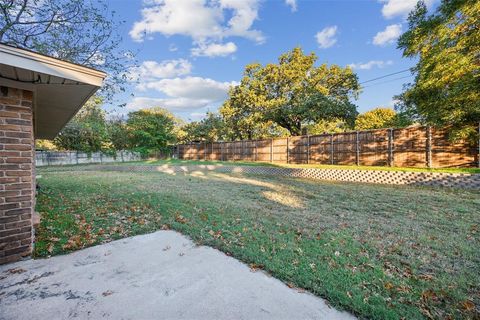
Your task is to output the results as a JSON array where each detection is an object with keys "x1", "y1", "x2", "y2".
[
  {"x1": 305, "y1": 119, "x2": 349, "y2": 134},
  {"x1": 51, "y1": 101, "x2": 186, "y2": 155},
  {"x1": 54, "y1": 97, "x2": 112, "y2": 154},
  {"x1": 221, "y1": 47, "x2": 360, "y2": 136},
  {"x1": 126, "y1": 107, "x2": 182, "y2": 156},
  {"x1": 180, "y1": 112, "x2": 228, "y2": 142},
  {"x1": 107, "y1": 116, "x2": 129, "y2": 151},
  {"x1": 0, "y1": 0, "x2": 135, "y2": 101},
  {"x1": 35, "y1": 139, "x2": 56, "y2": 151},
  {"x1": 355, "y1": 107, "x2": 412, "y2": 130},
  {"x1": 396, "y1": 0, "x2": 480, "y2": 140}
]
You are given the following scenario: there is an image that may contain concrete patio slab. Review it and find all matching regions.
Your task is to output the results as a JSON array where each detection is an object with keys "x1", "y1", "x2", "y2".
[{"x1": 0, "y1": 231, "x2": 355, "y2": 320}]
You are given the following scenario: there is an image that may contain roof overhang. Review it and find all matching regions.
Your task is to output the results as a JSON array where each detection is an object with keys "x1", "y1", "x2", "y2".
[{"x1": 0, "y1": 43, "x2": 106, "y2": 139}]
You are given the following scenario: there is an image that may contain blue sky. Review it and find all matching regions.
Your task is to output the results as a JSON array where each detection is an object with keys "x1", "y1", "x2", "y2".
[{"x1": 107, "y1": 0, "x2": 437, "y2": 121}]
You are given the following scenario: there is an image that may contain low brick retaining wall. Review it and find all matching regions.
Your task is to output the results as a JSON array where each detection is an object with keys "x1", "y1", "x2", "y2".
[{"x1": 79, "y1": 165, "x2": 480, "y2": 189}]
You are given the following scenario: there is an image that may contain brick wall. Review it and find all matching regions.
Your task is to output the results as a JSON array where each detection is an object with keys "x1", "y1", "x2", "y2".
[{"x1": 0, "y1": 87, "x2": 34, "y2": 264}]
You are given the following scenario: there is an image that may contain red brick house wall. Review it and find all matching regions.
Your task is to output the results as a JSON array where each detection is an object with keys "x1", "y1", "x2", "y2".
[{"x1": 0, "y1": 87, "x2": 34, "y2": 264}]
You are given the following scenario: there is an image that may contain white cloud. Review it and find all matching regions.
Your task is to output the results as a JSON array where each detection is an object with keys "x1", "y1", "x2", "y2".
[
  {"x1": 129, "y1": 76, "x2": 238, "y2": 113},
  {"x1": 129, "y1": 59, "x2": 192, "y2": 82},
  {"x1": 315, "y1": 26, "x2": 338, "y2": 49},
  {"x1": 126, "y1": 97, "x2": 213, "y2": 112},
  {"x1": 373, "y1": 24, "x2": 402, "y2": 46},
  {"x1": 191, "y1": 42, "x2": 237, "y2": 57},
  {"x1": 285, "y1": 0, "x2": 297, "y2": 12},
  {"x1": 348, "y1": 60, "x2": 393, "y2": 70},
  {"x1": 130, "y1": 0, "x2": 264, "y2": 44},
  {"x1": 168, "y1": 44, "x2": 178, "y2": 52},
  {"x1": 379, "y1": 0, "x2": 436, "y2": 19},
  {"x1": 137, "y1": 76, "x2": 237, "y2": 100}
]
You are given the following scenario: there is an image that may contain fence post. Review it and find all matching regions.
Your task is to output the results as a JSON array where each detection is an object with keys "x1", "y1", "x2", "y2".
[
  {"x1": 388, "y1": 129, "x2": 394, "y2": 167},
  {"x1": 330, "y1": 134, "x2": 334, "y2": 165},
  {"x1": 306, "y1": 135, "x2": 310, "y2": 164},
  {"x1": 254, "y1": 141, "x2": 257, "y2": 162},
  {"x1": 286, "y1": 137, "x2": 289, "y2": 164},
  {"x1": 241, "y1": 140, "x2": 244, "y2": 161},
  {"x1": 76, "y1": 151, "x2": 79, "y2": 165},
  {"x1": 204, "y1": 141, "x2": 207, "y2": 161},
  {"x1": 100, "y1": 152, "x2": 103, "y2": 164},
  {"x1": 270, "y1": 139, "x2": 273, "y2": 162},
  {"x1": 426, "y1": 126, "x2": 432, "y2": 168},
  {"x1": 355, "y1": 131, "x2": 360, "y2": 166}
]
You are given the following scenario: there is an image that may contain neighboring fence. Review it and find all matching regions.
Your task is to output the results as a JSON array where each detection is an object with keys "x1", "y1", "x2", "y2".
[
  {"x1": 35, "y1": 150, "x2": 142, "y2": 166},
  {"x1": 177, "y1": 126, "x2": 480, "y2": 168}
]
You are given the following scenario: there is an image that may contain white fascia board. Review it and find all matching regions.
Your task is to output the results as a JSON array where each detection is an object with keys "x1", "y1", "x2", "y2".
[{"x1": 0, "y1": 44, "x2": 106, "y2": 87}]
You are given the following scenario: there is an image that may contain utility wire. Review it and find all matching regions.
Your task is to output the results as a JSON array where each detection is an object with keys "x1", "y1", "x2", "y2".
[
  {"x1": 359, "y1": 68, "x2": 411, "y2": 85},
  {"x1": 362, "y1": 74, "x2": 414, "y2": 88}
]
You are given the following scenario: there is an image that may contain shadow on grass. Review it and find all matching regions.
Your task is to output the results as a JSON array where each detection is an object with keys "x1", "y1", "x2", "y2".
[{"x1": 34, "y1": 169, "x2": 480, "y2": 319}]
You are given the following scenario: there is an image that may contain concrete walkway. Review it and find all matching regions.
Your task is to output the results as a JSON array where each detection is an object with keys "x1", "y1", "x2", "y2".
[{"x1": 0, "y1": 231, "x2": 355, "y2": 320}]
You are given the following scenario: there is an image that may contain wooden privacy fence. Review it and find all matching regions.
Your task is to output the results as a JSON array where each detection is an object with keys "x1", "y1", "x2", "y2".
[{"x1": 177, "y1": 126, "x2": 480, "y2": 168}]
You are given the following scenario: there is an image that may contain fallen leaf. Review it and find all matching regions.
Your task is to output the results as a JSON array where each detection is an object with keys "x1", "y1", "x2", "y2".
[
  {"x1": 8, "y1": 267, "x2": 26, "y2": 274},
  {"x1": 249, "y1": 263, "x2": 264, "y2": 272},
  {"x1": 384, "y1": 282, "x2": 394, "y2": 290},
  {"x1": 175, "y1": 214, "x2": 188, "y2": 224},
  {"x1": 102, "y1": 290, "x2": 114, "y2": 297},
  {"x1": 461, "y1": 300, "x2": 475, "y2": 311}
]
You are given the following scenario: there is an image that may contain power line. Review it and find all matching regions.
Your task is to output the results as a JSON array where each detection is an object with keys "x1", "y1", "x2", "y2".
[
  {"x1": 362, "y1": 74, "x2": 414, "y2": 88},
  {"x1": 359, "y1": 68, "x2": 411, "y2": 85}
]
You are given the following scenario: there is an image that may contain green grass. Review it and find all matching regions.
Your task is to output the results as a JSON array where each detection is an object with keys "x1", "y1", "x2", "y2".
[
  {"x1": 40, "y1": 158, "x2": 480, "y2": 174},
  {"x1": 35, "y1": 168, "x2": 480, "y2": 319}
]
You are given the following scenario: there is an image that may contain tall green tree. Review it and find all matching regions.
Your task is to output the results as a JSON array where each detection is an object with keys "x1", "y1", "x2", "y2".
[
  {"x1": 396, "y1": 0, "x2": 480, "y2": 140},
  {"x1": 0, "y1": 0, "x2": 135, "y2": 100},
  {"x1": 305, "y1": 119, "x2": 349, "y2": 135},
  {"x1": 126, "y1": 107, "x2": 182, "y2": 156},
  {"x1": 53, "y1": 97, "x2": 111, "y2": 153},
  {"x1": 107, "y1": 116, "x2": 129, "y2": 151},
  {"x1": 220, "y1": 84, "x2": 281, "y2": 140},
  {"x1": 221, "y1": 47, "x2": 360, "y2": 136},
  {"x1": 181, "y1": 112, "x2": 228, "y2": 143},
  {"x1": 355, "y1": 107, "x2": 412, "y2": 130}
]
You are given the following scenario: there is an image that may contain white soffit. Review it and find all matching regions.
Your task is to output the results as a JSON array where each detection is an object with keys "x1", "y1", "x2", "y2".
[{"x1": 0, "y1": 43, "x2": 106, "y2": 139}]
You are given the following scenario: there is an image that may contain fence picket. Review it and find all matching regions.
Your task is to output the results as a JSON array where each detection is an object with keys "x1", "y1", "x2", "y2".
[{"x1": 175, "y1": 126, "x2": 477, "y2": 169}]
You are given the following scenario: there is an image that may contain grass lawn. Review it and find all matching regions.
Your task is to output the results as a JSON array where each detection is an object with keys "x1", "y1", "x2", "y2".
[{"x1": 35, "y1": 168, "x2": 479, "y2": 319}]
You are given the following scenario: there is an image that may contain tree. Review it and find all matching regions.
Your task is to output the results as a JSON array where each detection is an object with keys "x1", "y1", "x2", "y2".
[
  {"x1": 221, "y1": 47, "x2": 360, "y2": 136},
  {"x1": 0, "y1": 0, "x2": 135, "y2": 100},
  {"x1": 220, "y1": 84, "x2": 282, "y2": 140},
  {"x1": 305, "y1": 119, "x2": 349, "y2": 134},
  {"x1": 107, "y1": 116, "x2": 129, "y2": 151},
  {"x1": 396, "y1": 0, "x2": 480, "y2": 140},
  {"x1": 53, "y1": 97, "x2": 111, "y2": 153},
  {"x1": 35, "y1": 139, "x2": 56, "y2": 151},
  {"x1": 181, "y1": 112, "x2": 228, "y2": 143},
  {"x1": 126, "y1": 107, "x2": 182, "y2": 156},
  {"x1": 355, "y1": 108, "x2": 401, "y2": 130}
]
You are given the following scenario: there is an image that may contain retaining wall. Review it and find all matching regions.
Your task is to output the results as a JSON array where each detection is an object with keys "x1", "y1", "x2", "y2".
[{"x1": 78, "y1": 164, "x2": 480, "y2": 189}]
